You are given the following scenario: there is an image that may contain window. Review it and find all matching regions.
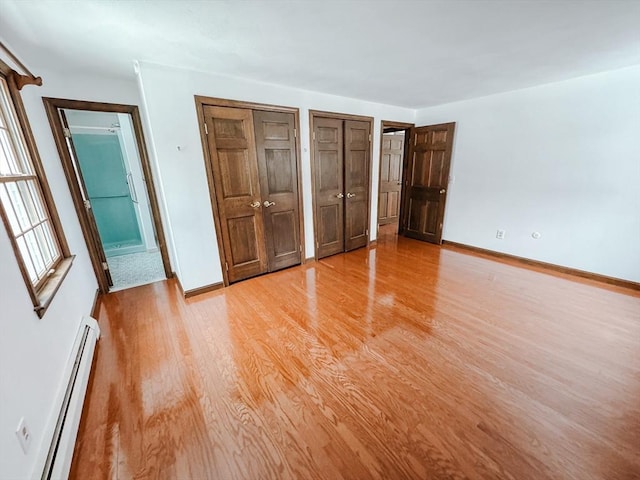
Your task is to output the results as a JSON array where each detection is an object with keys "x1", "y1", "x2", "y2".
[{"x1": 0, "y1": 68, "x2": 72, "y2": 316}]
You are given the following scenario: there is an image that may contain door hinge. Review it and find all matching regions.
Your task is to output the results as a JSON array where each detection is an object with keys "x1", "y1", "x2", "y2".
[
  {"x1": 313, "y1": 131, "x2": 316, "y2": 141},
  {"x1": 63, "y1": 127, "x2": 71, "y2": 138},
  {"x1": 102, "y1": 262, "x2": 109, "y2": 271},
  {"x1": 316, "y1": 241, "x2": 319, "y2": 249},
  {"x1": 369, "y1": 134, "x2": 372, "y2": 142},
  {"x1": 294, "y1": 128, "x2": 297, "y2": 138},
  {"x1": 299, "y1": 244, "x2": 302, "y2": 252},
  {"x1": 366, "y1": 229, "x2": 369, "y2": 236},
  {"x1": 83, "y1": 199, "x2": 91, "y2": 210},
  {"x1": 204, "y1": 123, "x2": 208, "y2": 135},
  {"x1": 225, "y1": 261, "x2": 229, "y2": 272}
]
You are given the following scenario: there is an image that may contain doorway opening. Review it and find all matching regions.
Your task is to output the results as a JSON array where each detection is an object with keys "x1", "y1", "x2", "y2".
[
  {"x1": 377, "y1": 121, "x2": 413, "y2": 238},
  {"x1": 377, "y1": 120, "x2": 456, "y2": 245},
  {"x1": 44, "y1": 99, "x2": 172, "y2": 293},
  {"x1": 377, "y1": 121, "x2": 412, "y2": 233}
]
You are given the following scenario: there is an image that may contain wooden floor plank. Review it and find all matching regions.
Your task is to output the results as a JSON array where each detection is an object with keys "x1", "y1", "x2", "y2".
[{"x1": 70, "y1": 226, "x2": 640, "y2": 480}]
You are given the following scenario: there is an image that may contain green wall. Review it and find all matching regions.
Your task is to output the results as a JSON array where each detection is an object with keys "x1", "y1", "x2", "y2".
[{"x1": 73, "y1": 134, "x2": 143, "y2": 255}]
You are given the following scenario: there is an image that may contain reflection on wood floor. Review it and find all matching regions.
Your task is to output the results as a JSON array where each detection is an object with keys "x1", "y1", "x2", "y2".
[{"x1": 71, "y1": 226, "x2": 640, "y2": 479}]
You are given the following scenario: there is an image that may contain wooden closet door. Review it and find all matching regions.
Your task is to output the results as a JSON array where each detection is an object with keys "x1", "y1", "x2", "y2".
[
  {"x1": 404, "y1": 122, "x2": 455, "y2": 244},
  {"x1": 344, "y1": 120, "x2": 370, "y2": 251},
  {"x1": 203, "y1": 106, "x2": 267, "y2": 282},
  {"x1": 313, "y1": 117, "x2": 344, "y2": 259},
  {"x1": 253, "y1": 111, "x2": 301, "y2": 271}
]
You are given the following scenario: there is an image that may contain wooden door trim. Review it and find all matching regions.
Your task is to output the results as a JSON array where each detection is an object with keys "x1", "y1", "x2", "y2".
[
  {"x1": 379, "y1": 120, "x2": 414, "y2": 234},
  {"x1": 43, "y1": 97, "x2": 173, "y2": 293},
  {"x1": 195, "y1": 96, "x2": 305, "y2": 287},
  {"x1": 309, "y1": 110, "x2": 374, "y2": 260},
  {"x1": 381, "y1": 120, "x2": 414, "y2": 130}
]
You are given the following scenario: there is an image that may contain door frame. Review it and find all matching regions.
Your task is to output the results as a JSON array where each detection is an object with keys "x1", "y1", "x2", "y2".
[
  {"x1": 43, "y1": 98, "x2": 173, "y2": 294},
  {"x1": 194, "y1": 96, "x2": 305, "y2": 287},
  {"x1": 309, "y1": 110, "x2": 375, "y2": 260},
  {"x1": 378, "y1": 120, "x2": 414, "y2": 234}
]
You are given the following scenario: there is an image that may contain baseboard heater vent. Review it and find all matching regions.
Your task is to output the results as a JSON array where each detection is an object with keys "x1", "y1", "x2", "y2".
[{"x1": 41, "y1": 317, "x2": 100, "y2": 480}]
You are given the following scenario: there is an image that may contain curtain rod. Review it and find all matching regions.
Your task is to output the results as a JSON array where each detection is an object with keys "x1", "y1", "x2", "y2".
[
  {"x1": 0, "y1": 40, "x2": 35, "y2": 77},
  {"x1": 0, "y1": 40, "x2": 42, "y2": 89}
]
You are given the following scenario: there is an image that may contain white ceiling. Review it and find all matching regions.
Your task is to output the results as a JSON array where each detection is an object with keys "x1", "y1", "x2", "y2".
[{"x1": 1, "y1": 0, "x2": 639, "y2": 108}]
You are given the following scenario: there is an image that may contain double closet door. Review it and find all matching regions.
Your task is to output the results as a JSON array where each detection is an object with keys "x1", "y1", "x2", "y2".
[
  {"x1": 313, "y1": 116, "x2": 371, "y2": 259},
  {"x1": 203, "y1": 106, "x2": 301, "y2": 283}
]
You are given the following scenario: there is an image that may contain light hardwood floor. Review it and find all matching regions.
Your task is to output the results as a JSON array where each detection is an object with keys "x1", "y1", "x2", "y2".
[{"x1": 71, "y1": 226, "x2": 640, "y2": 479}]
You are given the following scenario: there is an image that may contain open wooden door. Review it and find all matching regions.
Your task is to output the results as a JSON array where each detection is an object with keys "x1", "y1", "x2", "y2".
[
  {"x1": 203, "y1": 105, "x2": 267, "y2": 283},
  {"x1": 403, "y1": 122, "x2": 455, "y2": 244},
  {"x1": 59, "y1": 110, "x2": 114, "y2": 287},
  {"x1": 344, "y1": 120, "x2": 370, "y2": 251},
  {"x1": 253, "y1": 110, "x2": 301, "y2": 271}
]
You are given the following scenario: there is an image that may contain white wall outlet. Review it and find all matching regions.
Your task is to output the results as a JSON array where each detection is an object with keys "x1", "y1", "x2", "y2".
[
  {"x1": 15, "y1": 417, "x2": 31, "y2": 454},
  {"x1": 496, "y1": 229, "x2": 506, "y2": 240},
  {"x1": 532, "y1": 231, "x2": 541, "y2": 239}
]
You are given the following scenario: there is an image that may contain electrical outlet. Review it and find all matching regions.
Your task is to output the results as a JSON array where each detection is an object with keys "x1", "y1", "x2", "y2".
[
  {"x1": 15, "y1": 417, "x2": 31, "y2": 454},
  {"x1": 496, "y1": 229, "x2": 506, "y2": 240}
]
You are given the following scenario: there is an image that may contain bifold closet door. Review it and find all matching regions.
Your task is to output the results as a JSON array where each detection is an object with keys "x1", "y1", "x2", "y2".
[
  {"x1": 253, "y1": 111, "x2": 301, "y2": 271},
  {"x1": 203, "y1": 106, "x2": 267, "y2": 283},
  {"x1": 314, "y1": 117, "x2": 345, "y2": 258},
  {"x1": 313, "y1": 117, "x2": 370, "y2": 259},
  {"x1": 344, "y1": 120, "x2": 370, "y2": 251}
]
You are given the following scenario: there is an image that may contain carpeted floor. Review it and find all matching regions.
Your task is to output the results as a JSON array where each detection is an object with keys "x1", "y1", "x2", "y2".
[{"x1": 106, "y1": 251, "x2": 165, "y2": 290}]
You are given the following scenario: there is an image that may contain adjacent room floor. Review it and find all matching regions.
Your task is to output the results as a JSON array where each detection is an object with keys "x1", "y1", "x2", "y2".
[
  {"x1": 106, "y1": 250, "x2": 165, "y2": 291},
  {"x1": 73, "y1": 228, "x2": 640, "y2": 479}
]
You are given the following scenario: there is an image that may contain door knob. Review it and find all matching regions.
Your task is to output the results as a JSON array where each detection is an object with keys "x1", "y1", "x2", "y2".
[
  {"x1": 336, "y1": 193, "x2": 344, "y2": 199},
  {"x1": 346, "y1": 192, "x2": 356, "y2": 198},
  {"x1": 263, "y1": 200, "x2": 276, "y2": 208},
  {"x1": 250, "y1": 201, "x2": 261, "y2": 208},
  {"x1": 439, "y1": 189, "x2": 446, "y2": 194}
]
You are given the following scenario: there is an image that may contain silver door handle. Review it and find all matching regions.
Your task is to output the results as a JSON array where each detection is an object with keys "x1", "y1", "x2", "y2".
[
  {"x1": 250, "y1": 201, "x2": 261, "y2": 208},
  {"x1": 127, "y1": 172, "x2": 139, "y2": 203},
  {"x1": 263, "y1": 201, "x2": 276, "y2": 208},
  {"x1": 346, "y1": 192, "x2": 356, "y2": 198},
  {"x1": 336, "y1": 193, "x2": 344, "y2": 199}
]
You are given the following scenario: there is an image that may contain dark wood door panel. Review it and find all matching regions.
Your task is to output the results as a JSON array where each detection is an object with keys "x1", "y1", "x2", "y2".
[
  {"x1": 268, "y1": 209, "x2": 299, "y2": 268},
  {"x1": 344, "y1": 120, "x2": 370, "y2": 251},
  {"x1": 204, "y1": 105, "x2": 267, "y2": 282},
  {"x1": 403, "y1": 123, "x2": 455, "y2": 244},
  {"x1": 253, "y1": 110, "x2": 301, "y2": 272},
  {"x1": 318, "y1": 203, "x2": 343, "y2": 257},
  {"x1": 226, "y1": 214, "x2": 263, "y2": 282},
  {"x1": 314, "y1": 117, "x2": 344, "y2": 259},
  {"x1": 345, "y1": 198, "x2": 368, "y2": 251}
]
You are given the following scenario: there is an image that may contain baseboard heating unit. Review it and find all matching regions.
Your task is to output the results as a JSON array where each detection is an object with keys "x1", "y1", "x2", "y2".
[{"x1": 40, "y1": 316, "x2": 100, "y2": 480}]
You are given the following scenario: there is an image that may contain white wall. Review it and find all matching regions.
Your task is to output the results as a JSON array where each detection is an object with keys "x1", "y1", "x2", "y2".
[
  {"x1": 415, "y1": 65, "x2": 640, "y2": 283},
  {"x1": 136, "y1": 62, "x2": 415, "y2": 291},
  {"x1": 0, "y1": 65, "x2": 142, "y2": 479}
]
